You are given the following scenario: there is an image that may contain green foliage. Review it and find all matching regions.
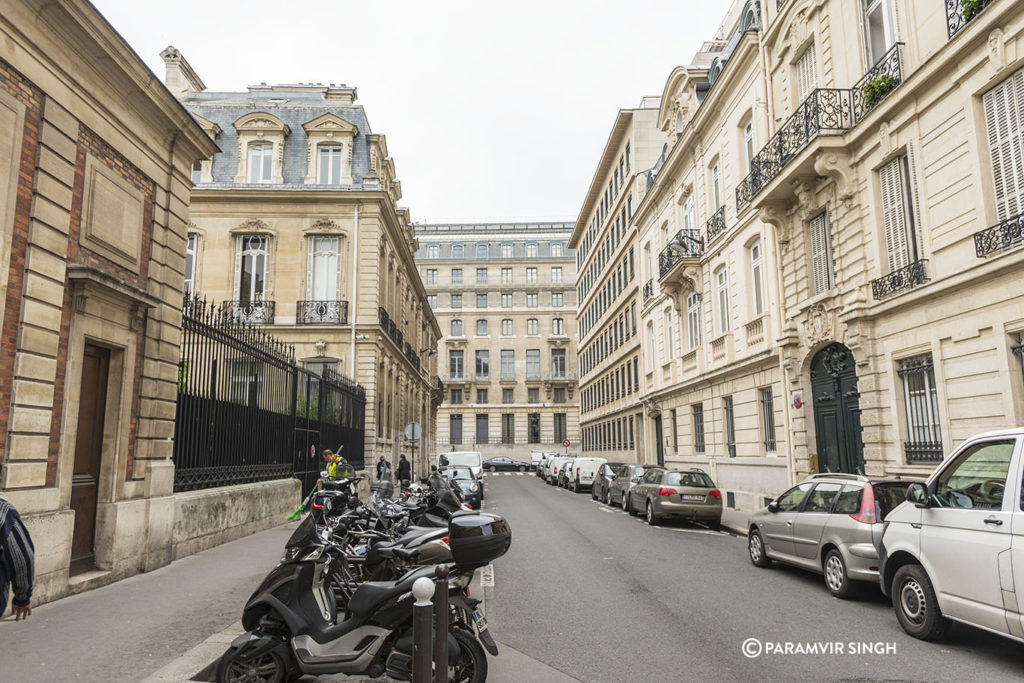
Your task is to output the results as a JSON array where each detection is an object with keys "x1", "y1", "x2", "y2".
[
  {"x1": 863, "y1": 75, "x2": 898, "y2": 108},
  {"x1": 961, "y1": 0, "x2": 985, "y2": 22}
]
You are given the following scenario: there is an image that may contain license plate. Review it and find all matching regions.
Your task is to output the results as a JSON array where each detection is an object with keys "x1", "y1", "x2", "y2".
[
  {"x1": 682, "y1": 494, "x2": 704, "y2": 501},
  {"x1": 472, "y1": 609, "x2": 489, "y2": 631}
]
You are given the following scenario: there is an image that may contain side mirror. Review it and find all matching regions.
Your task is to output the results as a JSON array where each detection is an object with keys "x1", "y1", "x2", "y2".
[
  {"x1": 907, "y1": 482, "x2": 932, "y2": 508},
  {"x1": 767, "y1": 500, "x2": 779, "y2": 513},
  {"x1": 631, "y1": 476, "x2": 641, "y2": 483}
]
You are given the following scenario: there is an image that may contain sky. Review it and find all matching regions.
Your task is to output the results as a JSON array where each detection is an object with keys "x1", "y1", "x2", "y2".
[{"x1": 92, "y1": 0, "x2": 730, "y2": 223}]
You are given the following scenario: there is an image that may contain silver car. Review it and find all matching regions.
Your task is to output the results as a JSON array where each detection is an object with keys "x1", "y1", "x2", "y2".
[
  {"x1": 626, "y1": 468, "x2": 723, "y2": 529},
  {"x1": 607, "y1": 464, "x2": 665, "y2": 510},
  {"x1": 748, "y1": 473, "x2": 917, "y2": 599}
]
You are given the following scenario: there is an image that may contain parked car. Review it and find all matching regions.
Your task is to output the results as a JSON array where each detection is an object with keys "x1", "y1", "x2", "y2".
[
  {"x1": 536, "y1": 453, "x2": 553, "y2": 478},
  {"x1": 547, "y1": 456, "x2": 571, "y2": 485},
  {"x1": 627, "y1": 468, "x2": 723, "y2": 529},
  {"x1": 592, "y1": 462, "x2": 625, "y2": 502},
  {"x1": 880, "y1": 429, "x2": 1024, "y2": 642},
  {"x1": 483, "y1": 456, "x2": 530, "y2": 472},
  {"x1": 569, "y1": 457, "x2": 607, "y2": 492},
  {"x1": 440, "y1": 466, "x2": 482, "y2": 510},
  {"x1": 748, "y1": 473, "x2": 917, "y2": 599},
  {"x1": 557, "y1": 458, "x2": 577, "y2": 488},
  {"x1": 436, "y1": 451, "x2": 483, "y2": 479},
  {"x1": 608, "y1": 464, "x2": 665, "y2": 510}
]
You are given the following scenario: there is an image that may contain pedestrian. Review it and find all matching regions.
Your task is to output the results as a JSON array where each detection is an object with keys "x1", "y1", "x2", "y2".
[
  {"x1": 376, "y1": 454, "x2": 392, "y2": 481},
  {"x1": 0, "y1": 497, "x2": 34, "y2": 621},
  {"x1": 397, "y1": 454, "x2": 411, "y2": 483}
]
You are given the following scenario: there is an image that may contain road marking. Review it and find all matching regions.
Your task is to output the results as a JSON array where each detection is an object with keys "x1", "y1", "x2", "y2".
[
  {"x1": 480, "y1": 563, "x2": 495, "y2": 587},
  {"x1": 516, "y1": 472, "x2": 524, "y2": 476},
  {"x1": 504, "y1": 472, "x2": 512, "y2": 476}
]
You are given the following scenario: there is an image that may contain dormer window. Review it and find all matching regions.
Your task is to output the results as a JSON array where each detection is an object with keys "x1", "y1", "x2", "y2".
[
  {"x1": 248, "y1": 143, "x2": 273, "y2": 183},
  {"x1": 319, "y1": 145, "x2": 344, "y2": 185},
  {"x1": 233, "y1": 112, "x2": 289, "y2": 184},
  {"x1": 302, "y1": 113, "x2": 357, "y2": 186}
]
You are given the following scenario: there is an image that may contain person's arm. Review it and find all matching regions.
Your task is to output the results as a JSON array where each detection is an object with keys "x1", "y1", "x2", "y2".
[{"x1": 1, "y1": 506, "x2": 34, "y2": 619}]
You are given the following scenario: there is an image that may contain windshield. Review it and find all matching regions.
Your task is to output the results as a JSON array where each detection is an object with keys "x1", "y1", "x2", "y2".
[
  {"x1": 874, "y1": 482, "x2": 912, "y2": 520},
  {"x1": 443, "y1": 467, "x2": 474, "y2": 481},
  {"x1": 666, "y1": 471, "x2": 715, "y2": 487},
  {"x1": 439, "y1": 453, "x2": 481, "y2": 468}
]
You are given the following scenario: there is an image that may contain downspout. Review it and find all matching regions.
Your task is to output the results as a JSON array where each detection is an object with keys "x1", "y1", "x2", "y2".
[
  {"x1": 770, "y1": 225, "x2": 795, "y2": 487},
  {"x1": 350, "y1": 204, "x2": 359, "y2": 380}
]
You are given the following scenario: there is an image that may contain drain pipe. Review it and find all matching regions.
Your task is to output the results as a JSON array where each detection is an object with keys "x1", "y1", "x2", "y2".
[{"x1": 350, "y1": 204, "x2": 359, "y2": 380}]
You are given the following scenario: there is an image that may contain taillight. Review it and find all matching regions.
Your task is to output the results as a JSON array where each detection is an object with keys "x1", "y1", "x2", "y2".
[
  {"x1": 708, "y1": 490, "x2": 722, "y2": 499},
  {"x1": 441, "y1": 536, "x2": 450, "y2": 545},
  {"x1": 850, "y1": 482, "x2": 877, "y2": 524},
  {"x1": 576, "y1": 467, "x2": 580, "y2": 475},
  {"x1": 658, "y1": 487, "x2": 674, "y2": 497}
]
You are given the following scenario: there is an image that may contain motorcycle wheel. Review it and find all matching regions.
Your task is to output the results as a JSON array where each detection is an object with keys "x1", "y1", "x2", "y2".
[
  {"x1": 449, "y1": 627, "x2": 488, "y2": 683},
  {"x1": 216, "y1": 645, "x2": 292, "y2": 683}
]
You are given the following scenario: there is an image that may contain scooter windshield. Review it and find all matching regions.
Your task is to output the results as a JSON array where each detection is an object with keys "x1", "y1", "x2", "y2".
[{"x1": 285, "y1": 514, "x2": 318, "y2": 549}]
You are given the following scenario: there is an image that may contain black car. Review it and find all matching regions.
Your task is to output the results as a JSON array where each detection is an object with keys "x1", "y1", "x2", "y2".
[
  {"x1": 440, "y1": 466, "x2": 482, "y2": 509},
  {"x1": 591, "y1": 462, "x2": 625, "y2": 502},
  {"x1": 482, "y1": 456, "x2": 530, "y2": 472}
]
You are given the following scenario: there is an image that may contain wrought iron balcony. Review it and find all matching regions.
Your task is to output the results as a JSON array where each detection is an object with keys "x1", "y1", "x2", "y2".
[
  {"x1": 974, "y1": 211, "x2": 1024, "y2": 257},
  {"x1": 852, "y1": 43, "x2": 904, "y2": 124},
  {"x1": 224, "y1": 300, "x2": 275, "y2": 324},
  {"x1": 705, "y1": 206, "x2": 727, "y2": 245},
  {"x1": 658, "y1": 230, "x2": 703, "y2": 279},
  {"x1": 642, "y1": 279, "x2": 654, "y2": 302},
  {"x1": 736, "y1": 176, "x2": 755, "y2": 212},
  {"x1": 404, "y1": 342, "x2": 421, "y2": 372},
  {"x1": 378, "y1": 306, "x2": 404, "y2": 348},
  {"x1": 945, "y1": 0, "x2": 994, "y2": 39},
  {"x1": 296, "y1": 300, "x2": 349, "y2": 324},
  {"x1": 871, "y1": 259, "x2": 929, "y2": 300}
]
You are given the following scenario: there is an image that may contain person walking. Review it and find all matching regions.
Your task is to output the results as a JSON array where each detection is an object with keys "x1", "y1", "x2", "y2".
[
  {"x1": 0, "y1": 497, "x2": 34, "y2": 621},
  {"x1": 397, "y1": 454, "x2": 411, "y2": 483},
  {"x1": 376, "y1": 454, "x2": 392, "y2": 481}
]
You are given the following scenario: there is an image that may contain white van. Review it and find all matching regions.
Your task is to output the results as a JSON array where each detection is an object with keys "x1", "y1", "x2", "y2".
[
  {"x1": 529, "y1": 450, "x2": 546, "y2": 471},
  {"x1": 437, "y1": 451, "x2": 483, "y2": 479},
  {"x1": 569, "y1": 457, "x2": 607, "y2": 493},
  {"x1": 547, "y1": 456, "x2": 572, "y2": 486}
]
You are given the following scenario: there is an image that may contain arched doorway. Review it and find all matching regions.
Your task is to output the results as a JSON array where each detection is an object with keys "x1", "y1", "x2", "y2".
[{"x1": 810, "y1": 343, "x2": 865, "y2": 475}]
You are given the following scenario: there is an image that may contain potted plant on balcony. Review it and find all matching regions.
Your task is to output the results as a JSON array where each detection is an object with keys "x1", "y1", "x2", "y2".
[
  {"x1": 960, "y1": 0, "x2": 986, "y2": 22},
  {"x1": 863, "y1": 74, "x2": 898, "y2": 108}
]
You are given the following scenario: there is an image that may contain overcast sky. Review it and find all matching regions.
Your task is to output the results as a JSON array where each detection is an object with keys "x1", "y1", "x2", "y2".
[{"x1": 93, "y1": 0, "x2": 729, "y2": 223}]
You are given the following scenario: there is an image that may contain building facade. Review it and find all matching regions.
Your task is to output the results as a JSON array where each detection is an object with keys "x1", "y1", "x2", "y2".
[
  {"x1": 416, "y1": 222, "x2": 579, "y2": 458},
  {"x1": 165, "y1": 54, "x2": 442, "y2": 475},
  {"x1": 634, "y1": 0, "x2": 789, "y2": 511},
  {"x1": 571, "y1": 100, "x2": 664, "y2": 464},
  {"x1": 0, "y1": 1, "x2": 215, "y2": 605}
]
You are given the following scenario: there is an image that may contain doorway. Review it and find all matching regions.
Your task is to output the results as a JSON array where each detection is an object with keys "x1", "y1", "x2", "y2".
[
  {"x1": 810, "y1": 343, "x2": 865, "y2": 475},
  {"x1": 71, "y1": 343, "x2": 110, "y2": 575},
  {"x1": 653, "y1": 415, "x2": 664, "y2": 466}
]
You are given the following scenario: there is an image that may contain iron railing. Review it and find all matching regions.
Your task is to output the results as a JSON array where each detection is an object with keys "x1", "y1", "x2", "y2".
[
  {"x1": 974, "y1": 211, "x2": 1024, "y2": 257},
  {"x1": 871, "y1": 259, "x2": 929, "y2": 299},
  {"x1": 705, "y1": 206, "x2": 727, "y2": 245},
  {"x1": 378, "y1": 306, "x2": 404, "y2": 349},
  {"x1": 945, "y1": 0, "x2": 994, "y2": 39},
  {"x1": 404, "y1": 342, "x2": 421, "y2": 372},
  {"x1": 223, "y1": 299, "x2": 275, "y2": 324},
  {"x1": 852, "y1": 43, "x2": 904, "y2": 123},
  {"x1": 658, "y1": 229, "x2": 704, "y2": 278},
  {"x1": 642, "y1": 279, "x2": 654, "y2": 302},
  {"x1": 296, "y1": 300, "x2": 349, "y2": 324}
]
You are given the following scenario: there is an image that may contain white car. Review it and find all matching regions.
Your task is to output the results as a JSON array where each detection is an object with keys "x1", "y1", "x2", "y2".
[
  {"x1": 569, "y1": 457, "x2": 607, "y2": 493},
  {"x1": 437, "y1": 451, "x2": 483, "y2": 479},
  {"x1": 547, "y1": 456, "x2": 572, "y2": 486},
  {"x1": 880, "y1": 428, "x2": 1024, "y2": 643}
]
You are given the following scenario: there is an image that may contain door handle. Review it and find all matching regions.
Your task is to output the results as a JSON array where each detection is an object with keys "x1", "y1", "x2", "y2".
[
  {"x1": 786, "y1": 521, "x2": 792, "y2": 527},
  {"x1": 984, "y1": 517, "x2": 1003, "y2": 526}
]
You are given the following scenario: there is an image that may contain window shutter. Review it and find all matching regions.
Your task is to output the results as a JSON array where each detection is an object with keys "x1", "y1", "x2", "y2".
[
  {"x1": 232, "y1": 236, "x2": 242, "y2": 300},
  {"x1": 306, "y1": 238, "x2": 314, "y2": 299},
  {"x1": 810, "y1": 212, "x2": 829, "y2": 293},
  {"x1": 879, "y1": 157, "x2": 909, "y2": 272},
  {"x1": 982, "y1": 67, "x2": 1024, "y2": 222},
  {"x1": 796, "y1": 46, "x2": 817, "y2": 101},
  {"x1": 903, "y1": 143, "x2": 925, "y2": 260}
]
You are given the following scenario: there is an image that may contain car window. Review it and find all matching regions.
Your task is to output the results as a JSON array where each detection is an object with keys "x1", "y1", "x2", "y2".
[
  {"x1": 776, "y1": 483, "x2": 814, "y2": 512},
  {"x1": 873, "y1": 482, "x2": 912, "y2": 520},
  {"x1": 803, "y1": 483, "x2": 843, "y2": 512},
  {"x1": 935, "y1": 440, "x2": 1015, "y2": 510},
  {"x1": 665, "y1": 472, "x2": 714, "y2": 487},
  {"x1": 642, "y1": 470, "x2": 661, "y2": 484},
  {"x1": 832, "y1": 486, "x2": 862, "y2": 514}
]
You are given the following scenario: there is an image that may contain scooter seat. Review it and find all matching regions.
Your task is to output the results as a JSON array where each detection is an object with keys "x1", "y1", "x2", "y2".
[
  {"x1": 348, "y1": 566, "x2": 434, "y2": 617},
  {"x1": 397, "y1": 527, "x2": 443, "y2": 544}
]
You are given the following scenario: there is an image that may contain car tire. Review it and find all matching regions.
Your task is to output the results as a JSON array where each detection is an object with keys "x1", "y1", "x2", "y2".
[
  {"x1": 706, "y1": 519, "x2": 721, "y2": 532},
  {"x1": 748, "y1": 529, "x2": 771, "y2": 568},
  {"x1": 646, "y1": 501, "x2": 659, "y2": 526},
  {"x1": 823, "y1": 549, "x2": 859, "y2": 599},
  {"x1": 605, "y1": 489, "x2": 612, "y2": 506},
  {"x1": 591, "y1": 486, "x2": 598, "y2": 501},
  {"x1": 626, "y1": 494, "x2": 638, "y2": 516},
  {"x1": 892, "y1": 564, "x2": 951, "y2": 641},
  {"x1": 489, "y1": 466, "x2": 497, "y2": 473},
  {"x1": 518, "y1": 466, "x2": 526, "y2": 472}
]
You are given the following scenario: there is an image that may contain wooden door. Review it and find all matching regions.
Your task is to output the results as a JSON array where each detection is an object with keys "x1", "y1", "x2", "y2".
[
  {"x1": 70, "y1": 344, "x2": 109, "y2": 575},
  {"x1": 811, "y1": 343, "x2": 865, "y2": 475}
]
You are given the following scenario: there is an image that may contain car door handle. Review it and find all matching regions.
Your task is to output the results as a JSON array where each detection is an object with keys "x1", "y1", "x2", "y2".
[
  {"x1": 786, "y1": 521, "x2": 792, "y2": 527},
  {"x1": 983, "y1": 517, "x2": 1003, "y2": 526}
]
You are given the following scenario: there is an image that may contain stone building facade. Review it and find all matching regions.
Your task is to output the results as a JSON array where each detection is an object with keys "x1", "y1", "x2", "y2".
[
  {"x1": 416, "y1": 222, "x2": 579, "y2": 459},
  {"x1": 166, "y1": 55, "x2": 442, "y2": 475},
  {"x1": 570, "y1": 100, "x2": 664, "y2": 465},
  {"x1": 0, "y1": 1, "x2": 215, "y2": 605}
]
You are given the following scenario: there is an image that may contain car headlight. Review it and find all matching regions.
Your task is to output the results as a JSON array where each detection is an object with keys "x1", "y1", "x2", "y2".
[{"x1": 469, "y1": 483, "x2": 478, "y2": 492}]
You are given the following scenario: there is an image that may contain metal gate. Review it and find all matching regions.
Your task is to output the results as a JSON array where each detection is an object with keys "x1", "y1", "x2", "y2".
[{"x1": 293, "y1": 367, "x2": 366, "y2": 496}]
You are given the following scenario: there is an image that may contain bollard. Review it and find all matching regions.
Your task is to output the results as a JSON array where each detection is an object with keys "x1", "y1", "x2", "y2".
[
  {"x1": 412, "y1": 576, "x2": 434, "y2": 683},
  {"x1": 433, "y1": 564, "x2": 450, "y2": 680}
]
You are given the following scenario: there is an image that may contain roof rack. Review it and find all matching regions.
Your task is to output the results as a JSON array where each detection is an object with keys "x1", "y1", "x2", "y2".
[{"x1": 806, "y1": 473, "x2": 869, "y2": 482}]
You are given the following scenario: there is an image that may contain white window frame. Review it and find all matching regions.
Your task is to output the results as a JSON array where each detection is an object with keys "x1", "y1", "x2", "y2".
[
  {"x1": 318, "y1": 145, "x2": 344, "y2": 185},
  {"x1": 743, "y1": 120, "x2": 755, "y2": 172},
  {"x1": 501, "y1": 319, "x2": 513, "y2": 336},
  {"x1": 185, "y1": 233, "x2": 198, "y2": 295},
  {"x1": 879, "y1": 155, "x2": 921, "y2": 273},
  {"x1": 862, "y1": 0, "x2": 897, "y2": 67},
  {"x1": 982, "y1": 68, "x2": 1024, "y2": 222},
  {"x1": 686, "y1": 292, "x2": 702, "y2": 349},
  {"x1": 711, "y1": 159, "x2": 722, "y2": 210},
  {"x1": 234, "y1": 234, "x2": 269, "y2": 303},
  {"x1": 500, "y1": 243, "x2": 513, "y2": 258},
  {"x1": 551, "y1": 267, "x2": 562, "y2": 283},
  {"x1": 527, "y1": 318, "x2": 539, "y2": 335},
  {"x1": 451, "y1": 319, "x2": 463, "y2": 336},
  {"x1": 306, "y1": 235, "x2": 340, "y2": 301},
  {"x1": 715, "y1": 266, "x2": 730, "y2": 334},
  {"x1": 248, "y1": 142, "x2": 273, "y2": 183},
  {"x1": 749, "y1": 239, "x2": 764, "y2": 316}
]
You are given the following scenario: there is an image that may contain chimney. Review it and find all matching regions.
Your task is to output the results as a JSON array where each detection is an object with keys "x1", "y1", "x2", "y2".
[{"x1": 160, "y1": 46, "x2": 206, "y2": 99}]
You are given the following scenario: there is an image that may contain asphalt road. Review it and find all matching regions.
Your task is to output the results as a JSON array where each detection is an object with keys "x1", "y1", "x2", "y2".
[{"x1": 481, "y1": 472, "x2": 1024, "y2": 683}]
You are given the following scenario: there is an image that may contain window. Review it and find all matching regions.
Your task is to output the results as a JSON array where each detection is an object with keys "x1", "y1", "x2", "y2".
[
  {"x1": 552, "y1": 349, "x2": 566, "y2": 378},
  {"x1": 427, "y1": 244, "x2": 439, "y2": 259},
  {"x1": 670, "y1": 409, "x2": 678, "y2": 451},
  {"x1": 501, "y1": 414, "x2": 515, "y2": 444},
  {"x1": 983, "y1": 68, "x2": 1024, "y2": 221},
  {"x1": 449, "y1": 350, "x2": 464, "y2": 379},
  {"x1": 236, "y1": 235, "x2": 268, "y2": 305},
  {"x1": 551, "y1": 267, "x2": 562, "y2": 283},
  {"x1": 693, "y1": 403, "x2": 705, "y2": 453},
  {"x1": 248, "y1": 142, "x2": 273, "y2": 183},
  {"x1": 527, "y1": 293, "x2": 538, "y2": 307},
  {"x1": 862, "y1": 0, "x2": 896, "y2": 66},
  {"x1": 934, "y1": 440, "x2": 1014, "y2": 510},
  {"x1": 501, "y1": 319, "x2": 513, "y2": 335},
  {"x1": 743, "y1": 120, "x2": 755, "y2": 172},
  {"x1": 191, "y1": 160, "x2": 202, "y2": 184},
  {"x1": 554, "y1": 414, "x2": 567, "y2": 443},
  {"x1": 526, "y1": 267, "x2": 537, "y2": 283},
  {"x1": 451, "y1": 294, "x2": 462, "y2": 309},
  {"x1": 663, "y1": 309, "x2": 675, "y2": 362},
  {"x1": 501, "y1": 267, "x2": 513, "y2": 283},
  {"x1": 502, "y1": 388, "x2": 514, "y2": 404},
  {"x1": 451, "y1": 243, "x2": 465, "y2": 259},
  {"x1": 476, "y1": 414, "x2": 489, "y2": 444},
  {"x1": 450, "y1": 414, "x2": 463, "y2": 445},
  {"x1": 476, "y1": 319, "x2": 488, "y2": 335},
  {"x1": 795, "y1": 44, "x2": 817, "y2": 102},
  {"x1": 724, "y1": 396, "x2": 736, "y2": 457},
  {"x1": 551, "y1": 243, "x2": 563, "y2": 257},
  {"x1": 776, "y1": 482, "x2": 814, "y2": 512},
  {"x1": 898, "y1": 354, "x2": 942, "y2": 462},
  {"x1": 528, "y1": 413, "x2": 541, "y2": 443},
  {"x1": 501, "y1": 293, "x2": 512, "y2": 308},
  {"x1": 450, "y1": 389, "x2": 462, "y2": 404},
  {"x1": 803, "y1": 483, "x2": 843, "y2": 513},
  {"x1": 184, "y1": 234, "x2": 198, "y2": 294},
  {"x1": 476, "y1": 268, "x2": 488, "y2": 284},
  {"x1": 476, "y1": 243, "x2": 489, "y2": 258},
  {"x1": 749, "y1": 239, "x2": 764, "y2": 316},
  {"x1": 476, "y1": 389, "x2": 488, "y2": 404},
  {"x1": 552, "y1": 317, "x2": 564, "y2": 335},
  {"x1": 760, "y1": 388, "x2": 777, "y2": 454},
  {"x1": 318, "y1": 145, "x2": 343, "y2": 185},
  {"x1": 475, "y1": 350, "x2": 489, "y2": 379},
  {"x1": 229, "y1": 360, "x2": 261, "y2": 405},
  {"x1": 451, "y1": 319, "x2": 463, "y2": 336},
  {"x1": 500, "y1": 243, "x2": 513, "y2": 258},
  {"x1": 681, "y1": 194, "x2": 695, "y2": 232},
  {"x1": 528, "y1": 388, "x2": 539, "y2": 404},
  {"x1": 451, "y1": 268, "x2": 463, "y2": 284},
  {"x1": 501, "y1": 349, "x2": 515, "y2": 380},
  {"x1": 526, "y1": 243, "x2": 538, "y2": 258},
  {"x1": 554, "y1": 388, "x2": 566, "y2": 404},
  {"x1": 645, "y1": 322, "x2": 655, "y2": 372},
  {"x1": 527, "y1": 319, "x2": 539, "y2": 335},
  {"x1": 427, "y1": 295, "x2": 437, "y2": 308},
  {"x1": 715, "y1": 267, "x2": 730, "y2": 333},
  {"x1": 710, "y1": 159, "x2": 722, "y2": 210},
  {"x1": 552, "y1": 293, "x2": 563, "y2": 307},
  {"x1": 526, "y1": 349, "x2": 540, "y2": 380},
  {"x1": 476, "y1": 293, "x2": 488, "y2": 308},
  {"x1": 879, "y1": 155, "x2": 921, "y2": 273},
  {"x1": 426, "y1": 269, "x2": 437, "y2": 285},
  {"x1": 307, "y1": 236, "x2": 339, "y2": 303},
  {"x1": 686, "y1": 293, "x2": 701, "y2": 349},
  {"x1": 810, "y1": 212, "x2": 836, "y2": 293}
]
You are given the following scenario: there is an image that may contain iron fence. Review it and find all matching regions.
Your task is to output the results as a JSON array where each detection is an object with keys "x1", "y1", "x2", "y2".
[
  {"x1": 974, "y1": 211, "x2": 1024, "y2": 257},
  {"x1": 705, "y1": 206, "x2": 728, "y2": 245},
  {"x1": 852, "y1": 43, "x2": 904, "y2": 124},
  {"x1": 642, "y1": 279, "x2": 654, "y2": 302},
  {"x1": 223, "y1": 299, "x2": 275, "y2": 324},
  {"x1": 296, "y1": 300, "x2": 348, "y2": 324},
  {"x1": 871, "y1": 259, "x2": 929, "y2": 299}
]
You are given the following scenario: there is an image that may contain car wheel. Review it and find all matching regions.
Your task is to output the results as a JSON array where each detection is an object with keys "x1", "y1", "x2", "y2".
[
  {"x1": 604, "y1": 489, "x2": 612, "y2": 506},
  {"x1": 489, "y1": 466, "x2": 497, "y2": 473},
  {"x1": 823, "y1": 549, "x2": 859, "y2": 599},
  {"x1": 626, "y1": 494, "x2": 638, "y2": 516},
  {"x1": 748, "y1": 529, "x2": 771, "y2": 568},
  {"x1": 706, "y1": 519, "x2": 721, "y2": 532},
  {"x1": 591, "y1": 486, "x2": 598, "y2": 501},
  {"x1": 518, "y1": 465, "x2": 526, "y2": 472},
  {"x1": 892, "y1": 564, "x2": 951, "y2": 641},
  {"x1": 646, "y1": 501, "x2": 659, "y2": 526}
]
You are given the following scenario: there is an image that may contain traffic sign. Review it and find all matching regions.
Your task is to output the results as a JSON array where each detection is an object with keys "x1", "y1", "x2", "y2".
[
  {"x1": 405, "y1": 422, "x2": 422, "y2": 443},
  {"x1": 562, "y1": 439, "x2": 570, "y2": 448},
  {"x1": 310, "y1": 444, "x2": 316, "y2": 459}
]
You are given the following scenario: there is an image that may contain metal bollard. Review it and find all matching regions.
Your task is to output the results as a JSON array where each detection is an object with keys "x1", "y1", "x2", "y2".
[
  {"x1": 412, "y1": 576, "x2": 434, "y2": 683},
  {"x1": 433, "y1": 564, "x2": 450, "y2": 680}
]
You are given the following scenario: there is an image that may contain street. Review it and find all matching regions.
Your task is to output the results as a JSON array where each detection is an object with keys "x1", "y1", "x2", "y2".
[{"x1": 481, "y1": 472, "x2": 1024, "y2": 682}]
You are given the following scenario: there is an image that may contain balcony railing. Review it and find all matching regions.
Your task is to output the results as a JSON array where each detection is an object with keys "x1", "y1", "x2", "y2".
[
  {"x1": 974, "y1": 211, "x2": 1024, "y2": 257},
  {"x1": 642, "y1": 279, "x2": 654, "y2": 302},
  {"x1": 378, "y1": 306, "x2": 404, "y2": 348},
  {"x1": 852, "y1": 43, "x2": 904, "y2": 123},
  {"x1": 224, "y1": 300, "x2": 275, "y2": 324},
  {"x1": 296, "y1": 300, "x2": 348, "y2": 324},
  {"x1": 945, "y1": 0, "x2": 994, "y2": 39},
  {"x1": 404, "y1": 341, "x2": 421, "y2": 372},
  {"x1": 871, "y1": 259, "x2": 929, "y2": 299},
  {"x1": 658, "y1": 230, "x2": 704, "y2": 279},
  {"x1": 705, "y1": 206, "x2": 727, "y2": 245}
]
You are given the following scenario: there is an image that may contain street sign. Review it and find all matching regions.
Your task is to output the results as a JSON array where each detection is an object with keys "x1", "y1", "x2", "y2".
[
  {"x1": 310, "y1": 444, "x2": 316, "y2": 459},
  {"x1": 405, "y1": 422, "x2": 422, "y2": 443},
  {"x1": 562, "y1": 439, "x2": 570, "y2": 448}
]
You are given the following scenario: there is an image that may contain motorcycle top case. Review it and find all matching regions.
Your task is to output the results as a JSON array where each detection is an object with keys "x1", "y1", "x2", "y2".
[{"x1": 447, "y1": 513, "x2": 511, "y2": 569}]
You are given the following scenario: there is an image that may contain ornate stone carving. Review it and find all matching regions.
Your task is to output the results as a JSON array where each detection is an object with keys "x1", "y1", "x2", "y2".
[
  {"x1": 315, "y1": 339, "x2": 327, "y2": 357},
  {"x1": 813, "y1": 150, "x2": 854, "y2": 204},
  {"x1": 878, "y1": 121, "x2": 893, "y2": 156},
  {"x1": 641, "y1": 398, "x2": 661, "y2": 416},
  {"x1": 816, "y1": 342, "x2": 851, "y2": 378},
  {"x1": 238, "y1": 217, "x2": 270, "y2": 232},
  {"x1": 758, "y1": 203, "x2": 791, "y2": 245},
  {"x1": 987, "y1": 29, "x2": 1006, "y2": 77},
  {"x1": 310, "y1": 217, "x2": 340, "y2": 231},
  {"x1": 803, "y1": 303, "x2": 833, "y2": 345}
]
